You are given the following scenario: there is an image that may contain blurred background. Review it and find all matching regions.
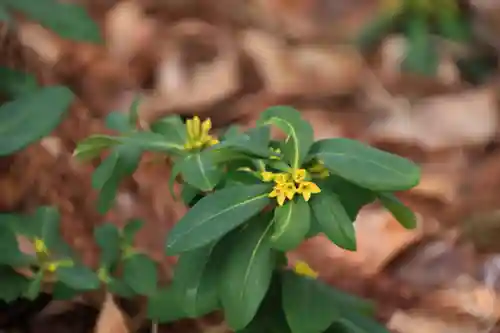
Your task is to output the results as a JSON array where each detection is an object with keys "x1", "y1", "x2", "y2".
[{"x1": 4, "y1": 0, "x2": 500, "y2": 332}]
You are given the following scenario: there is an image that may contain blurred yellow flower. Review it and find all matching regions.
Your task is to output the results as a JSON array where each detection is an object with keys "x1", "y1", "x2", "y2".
[
  {"x1": 184, "y1": 116, "x2": 219, "y2": 150},
  {"x1": 34, "y1": 238, "x2": 48, "y2": 254},
  {"x1": 297, "y1": 181, "x2": 321, "y2": 201},
  {"x1": 294, "y1": 261, "x2": 318, "y2": 279}
]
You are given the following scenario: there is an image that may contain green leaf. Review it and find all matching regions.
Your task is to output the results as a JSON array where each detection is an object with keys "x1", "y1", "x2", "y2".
[
  {"x1": 107, "y1": 278, "x2": 136, "y2": 298},
  {"x1": 378, "y1": 193, "x2": 416, "y2": 229},
  {"x1": 56, "y1": 265, "x2": 100, "y2": 290},
  {"x1": 310, "y1": 190, "x2": 356, "y2": 251},
  {"x1": 181, "y1": 183, "x2": 200, "y2": 206},
  {"x1": 436, "y1": 9, "x2": 472, "y2": 43},
  {"x1": 0, "y1": 86, "x2": 74, "y2": 156},
  {"x1": 150, "y1": 115, "x2": 186, "y2": 146},
  {"x1": 326, "y1": 176, "x2": 376, "y2": 220},
  {"x1": 0, "y1": 266, "x2": 30, "y2": 302},
  {"x1": 0, "y1": 67, "x2": 39, "y2": 97},
  {"x1": 122, "y1": 219, "x2": 144, "y2": 245},
  {"x1": 306, "y1": 213, "x2": 323, "y2": 239},
  {"x1": 105, "y1": 112, "x2": 131, "y2": 133},
  {"x1": 0, "y1": 217, "x2": 33, "y2": 266},
  {"x1": 337, "y1": 311, "x2": 389, "y2": 333},
  {"x1": 5, "y1": 0, "x2": 102, "y2": 43},
  {"x1": 355, "y1": 11, "x2": 400, "y2": 52},
  {"x1": 171, "y1": 243, "x2": 219, "y2": 317},
  {"x1": 121, "y1": 131, "x2": 185, "y2": 153},
  {"x1": 24, "y1": 270, "x2": 44, "y2": 300},
  {"x1": 271, "y1": 199, "x2": 310, "y2": 251},
  {"x1": 166, "y1": 184, "x2": 271, "y2": 255},
  {"x1": 180, "y1": 152, "x2": 224, "y2": 191},
  {"x1": 94, "y1": 223, "x2": 121, "y2": 268},
  {"x1": 219, "y1": 216, "x2": 276, "y2": 330},
  {"x1": 220, "y1": 125, "x2": 241, "y2": 141},
  {"x1": 258, "y1": 106, "x2": 314, "y2": 168},
  {"x1": 73, "y1": 135, "x2": 119, "y2": 161},
  {"x1": 147, "y1": 287, "x2": 186, "y2": 323},
  {"x1": 52, "y1": 281, "x2": 79, "y2": 300},
  {"x1": 402, "y1": 15, "x2": 438, "y2": 76},
  {"x1": 0, "y1": 6, "x2": 12, "y2": 25},
  {"x1": 282, "y1": 271, "x2": 340, "y2": 333},
  {"x1": 92, "y1": 145, "x2": 141, "y2": 214},
  {"x1": 38, "y1": 207, "x2": 73, "y2": 257},
  {"x1": 215, "y1": 125, "x2": 272, "y2": 158},
  {"x1": 311, "y1": 138, "x2": 420, "y2": 191},
  {"x1": 123, "y1": 253, "x2": 157, "y2": 296}
]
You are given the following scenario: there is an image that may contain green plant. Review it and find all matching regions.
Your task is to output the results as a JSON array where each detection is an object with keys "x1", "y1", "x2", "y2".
[
  {"x1": 64, "y1": 104, "x2": 421, "y2": 332},
  {"x1": 355, "y1": 0, "x2": 486, "y2": 78}
]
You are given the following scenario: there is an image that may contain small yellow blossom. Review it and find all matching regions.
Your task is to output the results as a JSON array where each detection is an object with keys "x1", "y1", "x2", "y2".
[
  {"x1": 297, "y1": 181, "x2": 321, "y2": 201},
  {"x1": 261, "y1": 171, "x2": 275, "y2": 182},
  {"x1": 294, "y1": 261, "x2": 318, "y2": 279},
  {"x1": 269, "y1": 183, "x2": 287, "y2": 206},
  {"x1": 46, "y1": 262, "x2": 58, "y2": 272},
  {"x1": 291, "y1": 168, "x2": 307, "y2": 182},
  {"x1": 34, "y1": 238, "x2": 48, "y2": 254},
  {"x1": 273, "y1": 173, "x2": 291, "y2": 184},
  {"x1": 184, "y1": 116, "x2": 219, "y2": 151}
]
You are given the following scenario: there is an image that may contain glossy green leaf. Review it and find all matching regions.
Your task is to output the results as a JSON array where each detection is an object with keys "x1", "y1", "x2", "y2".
[
  {"x1": 56, "y1": 264, "x2": 100, "y2": 290},
  {"x1": 181, "y1": 183, "x2": 200, "y2": 206},
  {"x1": 337, "y1": 310, "x2": 389, "y2": 333},
  {"x1": 219, "y1": 217, "x2": 276, "y2": 330},
  {"x1": 402, "y1": 15, "x2": 438, "y2": 76},
  {"x1": 73, "y1": 135, "x2": 119, "y2": 161},
  {"x1": 282, "y1": 271, "x2": 340, "y2": 333},
  {"x1": 171, "y1": 243, "x2": 219, "y2": 317},
  {"x1": 378, "y1": 193, "x2": 416, "y2": 229},
  {"x1": 0, "y1": 86, "x2": 74, "y2": 156},
  {"x1": 107, "y1": 278, "x2": 136, "y2": 298},
  {"x1": 165, "y1": 184, "x2": 271, "y2": 255},
  {"x1": 24, "y1": 270, "x2": 43, "y2": 300},
  {"x1": 180, "y1": 152, "x2": 224, "y2": 191},
  {"x1": 310, "y1": 190, "x2": 356, "y2": 251},
  {"x1": 92, "y1": 145, "x2": 141, "y2": 214},
  {"x1": 122, "y1": 219, "x2": 144, "y2": 245},
  {"x1": 38, "y1": 206, "x2": 73, "y2": 257},
  {"x1": 123, "y1": 253, "x2": 158, "y2": 296},
  {"x1": 0, "y1": 67, "x2": 39, "y2": 97},
  {"x1": 258, "y1": 106, "x2": 314, "y2": 168},
  {"x1": 150, "y1": 115, "x2": 186, "y2": 146},
  {"x1": 105, "y1": 112, "x2": 131, "y2": 133},
  {"x1": 5, "y1": 0, "x2": 102, "y2": 43},
  {"x1": 147, "y1": 287, "x2": 186, "y2": 323},
  {"x1": 305, "y1": 213, "x2": 323, "y2": 239},
  {"x1": 326, "y1": 176, "x2": 376, "y2": 220},
  {"x1": 271, "y1": 199, "x2": 310, "y2": 251},
  {"x1": 311, "y1": 138, "x2": 420, "y2": 191},
  {"x1": 216, "y1": 125, "x2": 272, "y2": 158},
  {"x1": 0, "y1": 266, "x2": 30, "y2": 302},
  {"x1": 52, "y1": 281, "x2": 79, "y2": 300},
  {"x1": 0, "y1": 217, "x2": 32, "y2": 266},
  {"x1": 94, "y1": 223, "x2": 121, "y2": 267}
]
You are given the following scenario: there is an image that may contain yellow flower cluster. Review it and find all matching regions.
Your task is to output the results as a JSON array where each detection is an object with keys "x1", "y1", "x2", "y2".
[
  {"x1": 34, "y1": 238, "x2": 49, "y2": 255},
  {"x1": 184, "y1": 116, "x2": 219, "y2": 150},
  {"x1": 262, "y1": 168, "x2": 320, "y2": 206},
  {"x1": 293, "y1": 260, "x2": 318, "y2": 279}
]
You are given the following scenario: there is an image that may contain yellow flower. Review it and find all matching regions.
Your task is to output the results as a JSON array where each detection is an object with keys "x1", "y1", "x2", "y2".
[
  {"x1": 291, "y1": 168, "x2": 307, "y2": 182},
  {"x1": 261, "y1": 171, "x2": 275, "y2": 182},
  {"x1": 274, "y1": 173, "x2": 291, "y2": 184},
  {"x1": 269, "y1": 183, "x2": 287, "y2": 206},
  {"x1": 296, "y1": 181, "x2": 321, "y2": 201},
  {"x1": 294, "y1": 261, "x2": 318, "y2": 279},
  {"x1": 34, "y1": 238, "x2": 48, "y2": 254},
  {"x1": 184, "y1": 116, "x2": 219, "y2": 150},
  {"x1": 46, "y1": 262, "x2": 58, "y2": 272}
]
